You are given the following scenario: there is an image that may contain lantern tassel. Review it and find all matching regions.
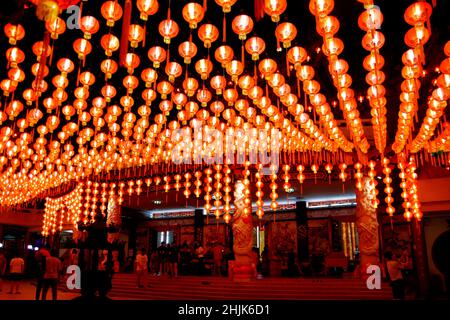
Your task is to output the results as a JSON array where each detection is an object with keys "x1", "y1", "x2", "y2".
[
  {"x1": 286, "y1": 51, "x2": 290, "y2": 77},
  {"x1": 142, "y1": 22, "x2": 146, "y2": 48},
  {"x1": 254, "y1": 0, "x2": 265, "y2": 22},
  {"x1": 241, "y1": 43, "x2": 245, "y2": 68}
]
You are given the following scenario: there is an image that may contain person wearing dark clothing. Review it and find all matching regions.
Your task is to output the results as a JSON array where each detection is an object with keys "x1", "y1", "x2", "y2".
[
  {"x1": 287, "y1": 249, "x2": 299, "y2": 277},
  {"x1": 42, "y1": 250, "x2": 62, "y2": 300},
  {"x1": 261, "y1": 247, "x2": 270, "y2": 277},
  {"x1": 167, "y1": 245, "x2": 179, "y2": 278},
  {"x1": 35, "y1": 247, "x2": 50, "y2": 300}
]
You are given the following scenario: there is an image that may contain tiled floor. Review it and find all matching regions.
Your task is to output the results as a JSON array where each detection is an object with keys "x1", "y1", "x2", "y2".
[{"x1": 0, "y1": 280, "x2": 80, "y2": 300}]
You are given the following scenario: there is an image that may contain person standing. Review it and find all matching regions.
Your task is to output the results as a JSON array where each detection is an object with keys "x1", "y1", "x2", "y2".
[
  {"x1": 35, "y1": 246, "x2": 50, "y2": 299},
  {"x1": 42, "y1": 250, "x2": 62, "y2": 300},
  {"x1": 212, "y1": 243, "x2": 224, "y2": 276},
  {"x1": 0, "y1": 251, "x2": 7, "y2": 292},
  {"x1": 385, "y1": 252, "x2": 406, "y2": 300},
  {"x1": 8, "y1": 252, "x2": 25, "y2": 294},
  {"x1": 135, "y1": 248, "x2": 148, "y2": 288}
]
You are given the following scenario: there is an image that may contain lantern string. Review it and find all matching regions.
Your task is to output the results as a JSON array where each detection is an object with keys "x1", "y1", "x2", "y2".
[
  {"x1": 119, "y1": 0, "x2": 132, "y2": 67},
  {"x1": 142, "y1": 22, "x2": 147, "y2": 48}
]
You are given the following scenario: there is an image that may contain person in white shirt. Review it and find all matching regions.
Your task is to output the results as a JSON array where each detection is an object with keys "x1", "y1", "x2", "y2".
[
  {"x1": 8, "y1": 253, "x2": 24, "y2": 294},
  {"x1": 135, "y1": 248, "x2": 148, "y2": 288}
]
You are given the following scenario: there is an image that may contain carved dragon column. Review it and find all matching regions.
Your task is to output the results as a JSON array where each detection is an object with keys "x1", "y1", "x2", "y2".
[
  {"x1": 355, "y1": 177, "x2": 380, "y2": 278},
  {"x1": 230, "y1": 180, "x2": 255, "y2": 282}
]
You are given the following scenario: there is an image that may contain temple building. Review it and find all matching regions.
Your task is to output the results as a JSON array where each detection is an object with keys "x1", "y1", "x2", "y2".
[{"x1": 0, "y1": 0, "x2": 450, "y2": 301}]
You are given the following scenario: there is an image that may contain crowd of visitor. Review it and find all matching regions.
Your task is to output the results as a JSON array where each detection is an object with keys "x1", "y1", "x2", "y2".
[
  {"x1": 0, "y1": 247, "x2": 64, "y2": 300},
  {"x1": 0, "y1": 243, "x2": 415, "y2": 300}
]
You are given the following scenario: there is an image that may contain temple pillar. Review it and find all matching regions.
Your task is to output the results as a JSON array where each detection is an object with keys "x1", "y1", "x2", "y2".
[
  {"x1": 194, "y1": 209, "x2": 204, "y2": 246},
  {"x1": 355, "y1": 177, "x2": 380, "y2": 279}
]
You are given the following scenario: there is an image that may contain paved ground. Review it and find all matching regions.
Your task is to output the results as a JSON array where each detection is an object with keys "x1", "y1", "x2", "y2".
[{"x1": 0, "y1": 280, "x2": 80, "y2": 300}]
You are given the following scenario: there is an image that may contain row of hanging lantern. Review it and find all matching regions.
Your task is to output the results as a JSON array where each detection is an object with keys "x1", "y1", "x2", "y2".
[
  {"x1": 392, "y1": 1, "x2": 433, "y2": 154},
  {"x1": 42, "y1": 183, "x2": 83, "y2": 236},
  {"x1": 309, "y1": 0, "x2": 370, "y2": 153},
  {"x1": 288, "y1": 45, "x2": 354, "y2": 153},
  {"x1": 40, "y1": 157, "x2": 424, "y2": 236},
  {"x1": 357, "y1": 0, "x2": 388, "y2": 155}
]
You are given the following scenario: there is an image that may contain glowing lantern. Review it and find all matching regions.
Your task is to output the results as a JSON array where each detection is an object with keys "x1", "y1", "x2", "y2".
[
  {"x1": 80, "y1": 16, "x2": 99, "y2": 39},
  {"x1": 120, "y1": 96, "x2": 135, "y2": 112},
  {"x1": 101, "y1": 84, "x2": 117, "y2": 102},
  {"x1": 195, "y1": 59, "x2": 213, "y2": 80},
  {"x1": 270, "y1": 165, "x2": 279, "y2": 211},
  {"x1": 46, "y1": 17, "x2": 66, "y2": 39},
  {"x1": 159, "y1": 19, "x2": 179, "y2": 44},
  {"x1": 124, "y1": 53, "x2": 141, "y2": 74},
  {"x1": 178, "y1": 41, "x2": 197, "y2": 64},
  {"x1": 148, "y1": 46, "x2": 167, "y2": 68},
  {"x1": 73, "y1": 38, "x2": 92, "y2": 60},
  {"x1": 123, "y1": 75, "x2": 139, "y2": 94},
  {"x1": 226, "y1": 60, "x2": 244, "y2": 82},
  {"x1": 6, "y1": 100, "x2": 23, "y2": 120},
  {"x1": 215, "y1": 0, "x2": 237, "y2": 12},
  {"x1": 128, "y1": 24, "x2": 144, "y2": 48},
  {"x1": 317, "y1": 15, "x2": 340, "y2": 37},
  {"x1": 264, "y1": 0, "x2": 287, "y2": 22},
  {"x1": 62, "y1": 105, "x2": 75, "y2": 120},
  {"x1": 101, "y1": 59, "x2": 118, "y2": 79},
  {"x1": 232, "y1": 14, "x2": 254, "y2": 40},
  {"x1": 165, "y1": 62, "x2": 183, "y2": 82},
  {"x1": 404, "y1": 2, "x2": 432, "y2": 26},
  {"x1": 4, "y1": 24, "x2": 25, "y2": 45},
  {"x1": 157, "y1": 81, "x2": 173, "y2": 99},
  {"x1": 137, "y1": 0, "x2": 159, "y2": 21},
  {"x1": 309, "y1": 0, "x2": 334, "y2": 18},
  {"x1": 79, "y1": 71, "x2": 95, "y2": 88},
  {"x1": 238, "y1": 75, "x2": 255, "y2": 95},
  {"x1": 275, "y1": 22, "x2": 297, "y2": 48},
  {"x1": 141, "y1": 68, "x2": 158, "y2": 86},
  {"x1": 101, "y1": 34, "x2": 120, "y2": 56},
  {"x1": 215, "y1": 45, "x2": 234, "y2": 67},
  {"x1": 198, "y1": 24, "x2": 219, "y2": 48},
  {"x1": 245, "y1": 37, "x2": 265, "y2": 61},
  {"x1": 182, "y1": 2, "x2": 204, "y2": 29},
  {"x1": 210, "y1": 75, "x2": 227, "y2": 95},
  {"x1": 172, "y1": 92, "x2": 188, "y2": 110},
  {"x1": 259, "y1": 58, "x2": 277, "y2": 77},
  {"x1": 6, "y1": 47, "x2": 25, "y2": 68},
  {"x1": 183, "y1": 77, "x2": 199, "y2": 97},
  {"x1": 197, "y1": 89, "x2": 212, "y2": 107}
]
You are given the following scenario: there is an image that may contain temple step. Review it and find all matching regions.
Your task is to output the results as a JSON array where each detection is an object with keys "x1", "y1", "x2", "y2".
[{"x1": 108, "y1": 273, "x2": 392, "y2": 300}]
